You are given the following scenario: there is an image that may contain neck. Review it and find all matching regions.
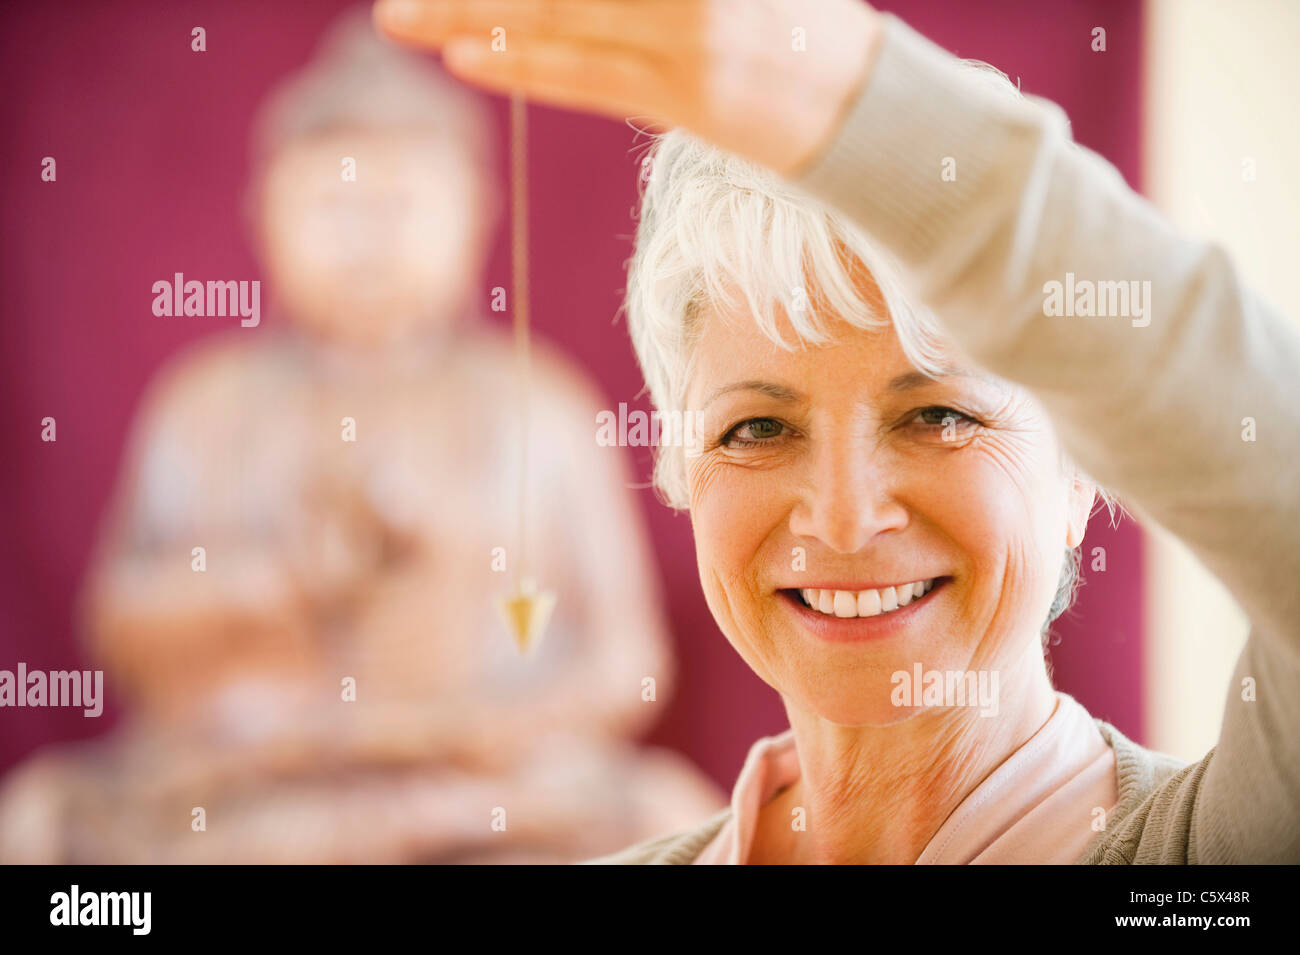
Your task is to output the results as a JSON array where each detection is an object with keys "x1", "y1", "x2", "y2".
[{"x1": 764, "y1": 641, "x2": 1057, "y2": 864}]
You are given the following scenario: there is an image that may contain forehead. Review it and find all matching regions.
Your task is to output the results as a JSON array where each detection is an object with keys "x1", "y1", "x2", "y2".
[{"x1": 687, "y1": 299, "x2": 917, "y2": 404}]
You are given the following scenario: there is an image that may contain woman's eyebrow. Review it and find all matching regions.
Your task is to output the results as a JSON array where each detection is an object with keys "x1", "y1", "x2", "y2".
[
  {"x1": 887, "y1": 368, "x2": 1001, "y2": 392},
  {"x1": 702, "y1": 380, "x2": 804, "y2": 408},
  {"x1": 702, "y1": 369, "x2": 1001, "y2": 408}
]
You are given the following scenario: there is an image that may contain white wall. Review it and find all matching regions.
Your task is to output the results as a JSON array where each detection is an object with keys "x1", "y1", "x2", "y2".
[{"x1": 1143, "y1": 0, "x2": 1300, "y2": 760}]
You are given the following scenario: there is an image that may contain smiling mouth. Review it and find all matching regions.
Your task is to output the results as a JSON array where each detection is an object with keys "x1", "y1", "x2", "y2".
[{"x1": 784, "y1": 578, "x2": 947, "y2": 619}]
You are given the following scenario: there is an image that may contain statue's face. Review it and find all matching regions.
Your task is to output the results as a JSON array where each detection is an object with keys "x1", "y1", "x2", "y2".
[{"x1": 258, "y1": 127, "x2": 486, "y2": 346}]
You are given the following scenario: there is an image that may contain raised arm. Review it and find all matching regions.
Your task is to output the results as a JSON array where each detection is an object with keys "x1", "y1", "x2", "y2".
[
  {"x1": 784, "y1": 13, "x2": 1300, "y2": 862},
  {"x1": 373, "y1": 0, "x2": 1300, "y2": 861}
]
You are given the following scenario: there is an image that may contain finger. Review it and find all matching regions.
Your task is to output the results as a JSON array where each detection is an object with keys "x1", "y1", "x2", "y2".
[
  {"x1": 442, "y1": 33, "x2": 668, "y2": 125},
  {"x1": 374, "y1": 0, "x2": 680, "y2": 52}
]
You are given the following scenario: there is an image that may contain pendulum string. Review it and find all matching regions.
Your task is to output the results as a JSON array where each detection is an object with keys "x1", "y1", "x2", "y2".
[
  {"x1": 511, "y1": 90, "x2": 530, "y2": 596},
  {"x1": 498, "y1": 91, "x2": 556, "y2": 652}
]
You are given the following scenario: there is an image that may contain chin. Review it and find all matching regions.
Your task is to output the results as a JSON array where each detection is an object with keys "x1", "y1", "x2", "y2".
[{"x1": 783, "y1": 669, "x2": 927, "y2": 728}]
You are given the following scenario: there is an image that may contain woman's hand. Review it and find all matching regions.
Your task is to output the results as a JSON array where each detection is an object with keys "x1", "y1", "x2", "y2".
[{"x1": 372, "y1": 0, "x2": 883, "y2": 178}]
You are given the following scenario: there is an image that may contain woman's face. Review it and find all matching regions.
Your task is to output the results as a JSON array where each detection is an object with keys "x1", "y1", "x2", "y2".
[
  {"x1": 257, "y1": 128, "x2": 486, "y2": 347},
  {"x1": 684, "y1": 292, "x2": 1094, "y2": 727}
]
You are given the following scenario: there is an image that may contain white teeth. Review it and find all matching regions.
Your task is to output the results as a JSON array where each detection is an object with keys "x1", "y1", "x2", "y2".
[
  {"x1": 833, "y1": 590, "x2": 857, "y2": 617},
  {"x1": 799, "y1": 579, "x2": 938, "y2": 618},
  {"x1": 857, "y1": 588, "x2": 882, "y2": 617}
]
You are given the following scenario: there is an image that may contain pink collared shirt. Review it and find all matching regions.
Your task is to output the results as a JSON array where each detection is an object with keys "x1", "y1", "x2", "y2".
[{"x1": 694, "y1": 691, "x2": 1118, "y2": 864}]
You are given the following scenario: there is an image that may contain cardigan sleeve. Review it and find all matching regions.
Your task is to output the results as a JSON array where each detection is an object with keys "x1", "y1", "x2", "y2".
[{"x1": 787, "y1": 13, "x2": 1300, "y2": 862}]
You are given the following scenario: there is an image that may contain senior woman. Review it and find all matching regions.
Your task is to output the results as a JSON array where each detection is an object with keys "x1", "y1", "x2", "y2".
[{"x1": 375, "y1": 0, "x2": 1300, "y2": 863}]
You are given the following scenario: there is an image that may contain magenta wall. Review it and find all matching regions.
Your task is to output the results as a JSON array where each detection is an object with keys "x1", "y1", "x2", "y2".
[{"x1": 0, "y1": 0, "x2": 1145, "y2": 787}]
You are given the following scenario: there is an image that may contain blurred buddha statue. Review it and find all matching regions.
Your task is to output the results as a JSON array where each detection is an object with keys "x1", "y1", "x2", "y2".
[{"x1": 0, "y1": 7, "x2": 723, "y2": 863}]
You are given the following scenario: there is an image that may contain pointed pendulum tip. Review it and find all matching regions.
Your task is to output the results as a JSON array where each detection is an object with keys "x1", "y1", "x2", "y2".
[{"x1": 497, "y1": 577, "x2": 556, "y2": 652}]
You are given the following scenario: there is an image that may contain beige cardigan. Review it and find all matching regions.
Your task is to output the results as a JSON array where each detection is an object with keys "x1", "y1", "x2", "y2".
[
  {"x1": 589, "y1": 13, "x2": 1300, "y2": 865},
  {"x1": 588, "y1": 721, "x2": 1188, "y2": 864}
]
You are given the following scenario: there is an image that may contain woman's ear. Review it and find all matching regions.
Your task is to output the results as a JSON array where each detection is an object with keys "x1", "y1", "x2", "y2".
[{"x1": 1065, "y1": 473, "x2": 1097, "y2": 550}]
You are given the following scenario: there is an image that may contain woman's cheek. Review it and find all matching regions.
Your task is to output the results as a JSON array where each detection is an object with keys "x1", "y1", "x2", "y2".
[
  {"x1": 686, "y1": 451, "x2": 731, "y2": 515},
  {"x1": 953, "y1": 440, "x2": 1064, "y2": 648},
  {"x1": 926, "y1": 431, "x2": 1043, "y2": 541},
  {"x1": 689, "y1": 454, "x2": 774, "y2": 620},
  {"x1": 689, "y1": 450, "x2": 790, "y2": 543}
]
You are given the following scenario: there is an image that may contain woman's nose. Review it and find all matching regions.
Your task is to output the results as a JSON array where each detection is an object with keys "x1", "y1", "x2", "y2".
[{"x1": 787, "y1": 438, "x2": 908, "y2": 555}]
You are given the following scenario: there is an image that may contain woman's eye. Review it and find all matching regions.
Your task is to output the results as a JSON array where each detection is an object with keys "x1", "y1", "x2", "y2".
[
  {"x1": 912, "y1": 406, "x2": 979, "y2": 433},
  {"x1": 723, "y1": 418, "x2": 785, "y2": 448}
]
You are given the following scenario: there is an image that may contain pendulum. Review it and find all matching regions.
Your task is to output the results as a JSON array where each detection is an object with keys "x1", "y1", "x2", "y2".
[
  {"x1": 496, "y1": 93, "x2": 556, "y2": 653},
  {"x1": 496, "y1": 91, "x2": 556, "y2": 653}
]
